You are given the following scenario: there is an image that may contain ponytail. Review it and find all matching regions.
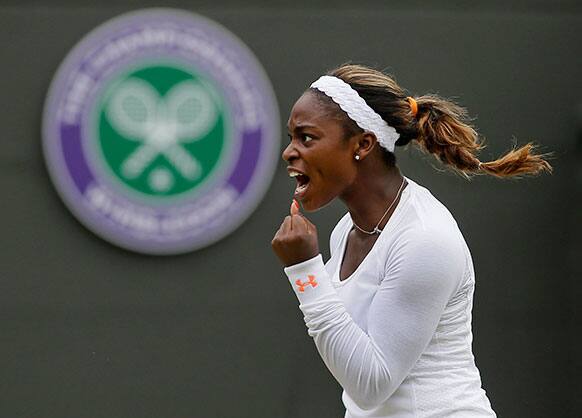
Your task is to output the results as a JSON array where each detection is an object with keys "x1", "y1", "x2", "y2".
[
  {"x1": 329, "y1": 64, "x2": 552, "y2": 179},
  {"x1": 414, "y1": 94, "x2": 552, "y2": 178}
]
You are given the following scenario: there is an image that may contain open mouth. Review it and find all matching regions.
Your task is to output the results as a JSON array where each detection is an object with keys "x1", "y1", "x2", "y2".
[{"x1": 289, "y1": 170, "x2": 311, "y2": 198}]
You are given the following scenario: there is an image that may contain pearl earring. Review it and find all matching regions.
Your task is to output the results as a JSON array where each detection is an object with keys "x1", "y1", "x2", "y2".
[{"x1": 355, "y1": 155, "x2": 360, "y2": 161}]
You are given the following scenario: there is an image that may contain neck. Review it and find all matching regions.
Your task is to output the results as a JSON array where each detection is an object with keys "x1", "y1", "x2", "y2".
[{"x1": 340, "y1": 165, "x2": 404, "y2": 234}]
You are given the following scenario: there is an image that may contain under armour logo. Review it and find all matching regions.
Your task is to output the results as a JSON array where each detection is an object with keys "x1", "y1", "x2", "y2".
[{"x1": 295, "y1": 275, "x2": 318, "y2": 292}]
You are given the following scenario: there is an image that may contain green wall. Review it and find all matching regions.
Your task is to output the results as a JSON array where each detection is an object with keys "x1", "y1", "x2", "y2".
[{"x1": 1, "y1": 2, "x2": 580, "y2": 417}]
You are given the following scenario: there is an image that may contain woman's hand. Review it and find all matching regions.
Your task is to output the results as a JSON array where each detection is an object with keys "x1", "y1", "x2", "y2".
[{"x1": 271, "y1": 200, "x2": 320, "y2": 267}]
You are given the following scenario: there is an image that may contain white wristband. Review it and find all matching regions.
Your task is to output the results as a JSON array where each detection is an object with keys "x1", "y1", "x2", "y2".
[{"x1": 284, "y1": 254, "x2": 336, "y2": 304}]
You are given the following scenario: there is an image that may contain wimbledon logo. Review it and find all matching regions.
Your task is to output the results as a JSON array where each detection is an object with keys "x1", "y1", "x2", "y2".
[{"x1": 42, "y1": 9, "x2": 280, "y2": 254}]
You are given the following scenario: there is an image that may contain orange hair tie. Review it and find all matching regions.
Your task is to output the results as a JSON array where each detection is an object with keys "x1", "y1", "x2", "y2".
[{"x1": 406, "y1": 97, "x2": 418, "y2": 118}]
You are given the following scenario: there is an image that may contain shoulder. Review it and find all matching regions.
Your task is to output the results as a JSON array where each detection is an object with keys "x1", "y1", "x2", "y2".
[
  {"x1": 379, "y1": 224, "x2": 466, "y2": 299},
  {"x1": 379, "y1": 180, "x2": 468, "y2": 288},
  {"x1": 404, "y1": 179, "x2": 461, "y2": 232},
  {"x1": 386, "y1": 225, "x2": 464, "y2": 267},
  {"x1": 390, "y1": 179, "x2": 464, "y2": 250}
]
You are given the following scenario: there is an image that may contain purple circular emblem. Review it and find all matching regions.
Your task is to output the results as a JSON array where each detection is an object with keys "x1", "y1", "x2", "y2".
[{"x1": 42, "y1": 8, "x2": 280, "y2": 255}]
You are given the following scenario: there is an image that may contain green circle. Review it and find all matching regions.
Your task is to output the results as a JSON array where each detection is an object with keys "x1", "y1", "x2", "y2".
[{"x1": 96, "y1": 65, "x2": 227, "y2": 198}]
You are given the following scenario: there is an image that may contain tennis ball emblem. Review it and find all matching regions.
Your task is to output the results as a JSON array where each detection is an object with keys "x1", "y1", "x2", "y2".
[
  {"x1": 98, "y1": 67, "x2": 226, "y2": 197},
  {"x1": 42, "y1": 9, "x2": 280, "y2": 254}
]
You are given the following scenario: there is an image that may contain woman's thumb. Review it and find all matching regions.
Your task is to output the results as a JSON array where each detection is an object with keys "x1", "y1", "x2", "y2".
[{"x1": 290, "y1": 199, "x2": 300, "y2": 216}]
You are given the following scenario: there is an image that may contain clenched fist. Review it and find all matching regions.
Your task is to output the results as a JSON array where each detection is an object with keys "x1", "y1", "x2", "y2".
[{"x1": 271, "y1": 200, "x2": 320, "y2": 267}]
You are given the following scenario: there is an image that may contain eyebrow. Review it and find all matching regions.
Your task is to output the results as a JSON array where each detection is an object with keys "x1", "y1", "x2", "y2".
[{"x1": 286, "y1": 123, "x2": 320, "y2": 133}]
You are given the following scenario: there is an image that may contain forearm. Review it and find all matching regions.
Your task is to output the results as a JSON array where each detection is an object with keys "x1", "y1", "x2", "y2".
[{"x1": 284, "y1": 255, "x2": 395, "y2": 409}]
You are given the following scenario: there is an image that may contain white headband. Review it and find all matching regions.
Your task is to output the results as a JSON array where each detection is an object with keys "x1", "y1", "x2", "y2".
[{"x1": 310, "y1": 75, "x2": 400, "y2": 152}]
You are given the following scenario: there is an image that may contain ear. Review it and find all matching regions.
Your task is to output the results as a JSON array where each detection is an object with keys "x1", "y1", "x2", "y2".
[{"x1": 353, "y1": 131, "x2": 377, "y2": 160}]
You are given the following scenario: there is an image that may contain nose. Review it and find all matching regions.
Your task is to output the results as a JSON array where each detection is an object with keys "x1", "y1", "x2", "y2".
[{"x1": 282, "y1": 140, "x2": 298, "y2": 162}]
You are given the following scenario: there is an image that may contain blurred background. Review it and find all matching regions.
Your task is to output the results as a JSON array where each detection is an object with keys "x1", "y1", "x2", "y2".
[{"x1": 1, "y1": 1, "x2": 580, "y2": 417}]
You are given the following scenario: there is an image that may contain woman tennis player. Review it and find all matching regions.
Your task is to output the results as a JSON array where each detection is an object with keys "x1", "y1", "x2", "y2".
[{"x1": 271, "y1": 64, "x2": 551, "y2": 417}]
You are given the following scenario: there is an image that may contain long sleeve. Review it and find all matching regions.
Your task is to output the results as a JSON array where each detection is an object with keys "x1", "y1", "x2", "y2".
[{"x1": 284, "y1": 230, "x2": 464, "y2": 411}]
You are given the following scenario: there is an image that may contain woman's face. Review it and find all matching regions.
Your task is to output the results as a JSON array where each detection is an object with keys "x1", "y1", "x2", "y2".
[{"x1": 284, "y1": 91, "x2": 359, "y2": 212}]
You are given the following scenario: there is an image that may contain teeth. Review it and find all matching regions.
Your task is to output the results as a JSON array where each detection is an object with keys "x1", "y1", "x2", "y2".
[
  {"x1": 295, "y1": 184, "x2": 308, "y2": 193},
  {"x1": 289, "y1": 171, "x2": 301, "y2": 178}
]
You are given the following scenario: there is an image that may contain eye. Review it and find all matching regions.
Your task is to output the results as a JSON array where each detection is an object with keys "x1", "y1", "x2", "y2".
[{"x1": 302, "y1": 134, "x2": 314, "y2": 143}]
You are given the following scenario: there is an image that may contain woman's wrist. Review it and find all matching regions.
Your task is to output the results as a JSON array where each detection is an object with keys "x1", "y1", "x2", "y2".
[
  {"x1": 284, "y1": 254, "x2": 336, "y2": 303},
  {"x1": 283, "y1": 253, "x2": 323, "y2": 273}
]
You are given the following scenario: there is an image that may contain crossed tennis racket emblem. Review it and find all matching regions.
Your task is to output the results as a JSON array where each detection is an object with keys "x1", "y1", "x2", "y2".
[{"x1": 105, "y1": 78, "x2": 218, "y2": 184}]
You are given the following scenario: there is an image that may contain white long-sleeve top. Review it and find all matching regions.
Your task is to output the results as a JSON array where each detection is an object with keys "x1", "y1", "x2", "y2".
[{"x1": 284, "y1": 178, "x2": 496, "y2": 418}]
